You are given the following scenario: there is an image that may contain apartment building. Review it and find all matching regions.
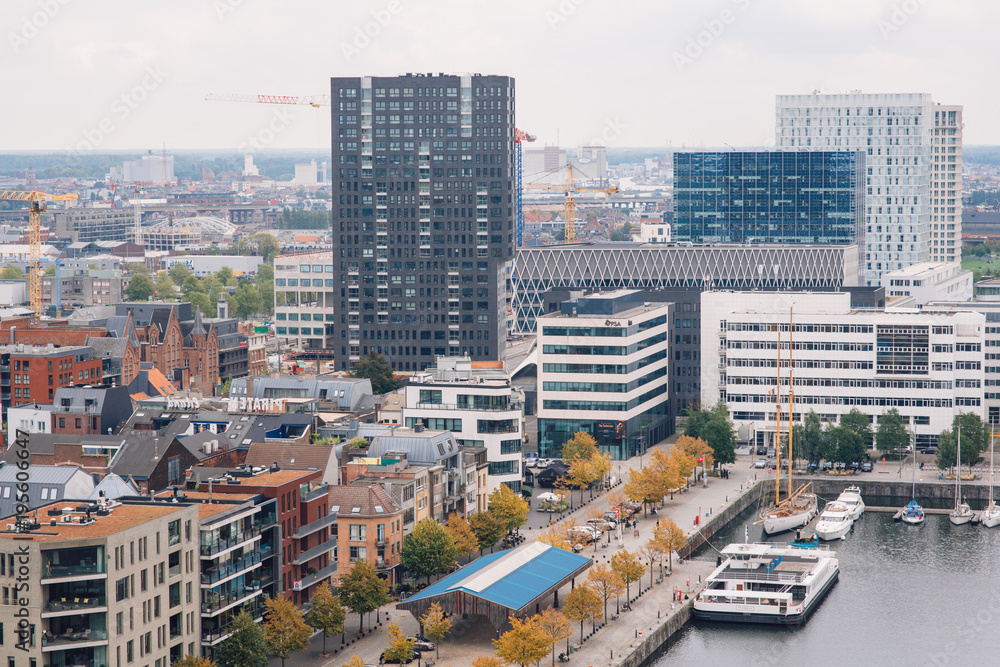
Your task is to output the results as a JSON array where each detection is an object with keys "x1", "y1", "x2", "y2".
[
  {"x1": 344, "y1": 453, "x2": 435, "y2": 532},
  {"x1": 536, "y1": 290, "x2": 672, "y2": 460},
  {"x1": 881, "y1": 262, "x2": 973, "y2": 306},
  {"x1": 41, "y1": 273, "x2": 123, "y2": 308},
  {"x1": 274, "y1": 251, "x2": 336, "y2": 350},
  {"x1": 403, "y1": 356, "x2": 524, "y2": 494},
  {"x1": 0, "y1": 499, "x2": 202, "y2": 667},
  {"x1": 328, "y1": 485, "x2": 403, "y2": 585},
  {"x1": 6, "y1": 344, "x2": 103, "y2": 409},
  {"x1": 330, "y1": 73, "x2": 516, "y2": 371},
  {"x1": 702, "y1": 291, "x2": 986, "y2": 450},
  {"x1": 776, "y1": 92, "x2": 962, "y2": 286},
  {"x1": 54, "y1": 209, "x2": 134, "y2": 243}
]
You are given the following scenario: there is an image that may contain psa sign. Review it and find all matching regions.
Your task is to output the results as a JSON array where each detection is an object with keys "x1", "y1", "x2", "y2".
[{"x1": 595, "y1": 421, "x2": 625, "y2": 441}]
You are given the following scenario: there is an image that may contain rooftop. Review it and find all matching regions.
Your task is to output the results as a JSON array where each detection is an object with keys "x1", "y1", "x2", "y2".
[{"x1": 0, "y1": 501, "x2": 189, "y2": 543}]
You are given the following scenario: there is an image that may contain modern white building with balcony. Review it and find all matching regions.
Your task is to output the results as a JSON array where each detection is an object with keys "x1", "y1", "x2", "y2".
[
  {"x1": 403, "y1": 356, "x2": 524, "y2": 494},
  {"x1": 273, "y1": 251, "x2": 335, "y2": 350}
]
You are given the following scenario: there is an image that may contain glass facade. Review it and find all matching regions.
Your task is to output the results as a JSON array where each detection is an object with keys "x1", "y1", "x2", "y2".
[{"x1": 673, "y1": 151, "x2": 863, "y2": 245}]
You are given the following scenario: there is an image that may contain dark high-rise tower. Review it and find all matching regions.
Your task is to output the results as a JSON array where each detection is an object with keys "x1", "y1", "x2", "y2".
[{"x1": 331, "y1": 73, "x2": 515, "y2": 372}]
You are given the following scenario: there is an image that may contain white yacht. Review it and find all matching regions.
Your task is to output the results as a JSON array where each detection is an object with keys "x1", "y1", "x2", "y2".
[
  {"x1": 693, "y1": 542, "x2": 839, "y2": 625},
  {"x1": 949, "y1": 425, "x2": 974, "y2": 526},
  {"x1": 814, "y1": 501, "x2": 854, "y2": 541},
  {"x1": 760, "y1": 488, "x2": 819, "y2": 535},
  {"x1": 835, "y1": 485, "x2": 865, "y2": 521},
  {"x1": 981, "y1": 432, "x2": 1000, "y2": 528}
]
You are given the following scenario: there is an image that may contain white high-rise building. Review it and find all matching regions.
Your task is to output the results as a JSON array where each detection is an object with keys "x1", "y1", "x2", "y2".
[
  {"x1": 931, "y1": 105, "x2": 963, "y2": 263},
  {"x1": 776, "y1": 93, "x2": 961, "y2": 286}
]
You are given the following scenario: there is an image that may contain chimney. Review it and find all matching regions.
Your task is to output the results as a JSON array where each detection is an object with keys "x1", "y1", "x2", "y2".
[{"x1": 246, "y1": 376, "x2": 254, "y2": 399}]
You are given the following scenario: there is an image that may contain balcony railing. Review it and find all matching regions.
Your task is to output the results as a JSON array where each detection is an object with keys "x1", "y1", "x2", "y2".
[
  {"x1": 200, "y1": 526, "x2": 261, "y2": 557},
  {"x1": 293, "y1": 536, "x2": 338, "y2": 566},
  {"x1": 43, "y1": 597, "x2": 107, "y2": 614},
  {"x1": 201, "y1": 585, "x2": 263, "y2": 615},
  {"x1": 292, "y1": 512, "x2": 337, "y2": 539},
  {"x1": 43, "y1": 562, "x2": 106, "y2": 580},
  {"x1": 201, "y1": 552, "x2": 262, "y2": 585},
  {"x1": 300, "y1": 485, "x2": 328, "y2": 503},
  {"x1": 42, "y1": 630, "x2": 109, "y2": 651},
  {"x1": 414, "y1": 401, "x2": 520, "y2": 413},
  {"x1": 200, "y1": 600, "x2": 265, "y2": 643},
  {"x1": 292, "y1": 562, "x2": 338, "y2": 591}
]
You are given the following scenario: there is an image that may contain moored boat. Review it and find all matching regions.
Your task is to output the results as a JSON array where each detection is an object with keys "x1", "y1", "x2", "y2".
[
  {"x1": 815, "y1": 501, "x2": 854, "y2": 541},
  {"x1": 836, "y1": 485, "x2": 865, "y2": 521}
]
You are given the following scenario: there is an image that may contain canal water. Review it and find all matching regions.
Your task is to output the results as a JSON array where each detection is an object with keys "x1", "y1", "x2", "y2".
[{"x1": 656, "y1": 503, "x2": 1000, "y2": 667}]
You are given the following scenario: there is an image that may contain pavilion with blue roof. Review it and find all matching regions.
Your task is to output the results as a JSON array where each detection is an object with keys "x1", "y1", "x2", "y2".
[{"x1": 397, "y1": 541, "x2": 593, "y2": 628}]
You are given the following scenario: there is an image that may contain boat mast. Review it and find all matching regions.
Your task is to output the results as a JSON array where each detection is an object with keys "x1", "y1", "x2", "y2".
[
  {"x1": 788, "y1": 307, "x2": 794, "y2": 502},
  {"x1": 775, "y1": 326, "x2": 782, "y2": 505},
  {"x1": 911, "y1": 431, "x2": 916, "y2": 501},
  {"x1": 990, "y1": 427, "x2": 995, "y2": 509},
  {"x1": 956, "y1": 423, "x2": 962, "y2": 507}
]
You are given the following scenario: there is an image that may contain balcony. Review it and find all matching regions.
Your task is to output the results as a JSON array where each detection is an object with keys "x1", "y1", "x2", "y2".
[
  {"x1": 293, "y1": 536, "x2": 338, "y2": 566},
  {"x1": 292, "y1": 512, "x2": 338, "y2": 539},
  {"x1": 42, "y1": 596, "x2": 107, "y2": 617},
  {"x1": 43, "y1": 547, "x2": 106, "y2": 582},
  {"x1": 414, "y1": 401, "x2": 518, "y2": 413},
  {"x1": 200, "y1": 526, "x2": 261, "y2": 557},
  {"x1": 43, "y1": 614, "x2": 108, "y2": 652},
  {"x1": 201, "y1": 600, "x2": 265, "y2": 644},
  {"x1": 202, "y1": 585, "x2": 264, "y2": 615},
  {"x1": 292, "y1": 562, "x2": 338, "y2": 591},
  {"x1": 201, "y1": 552, "x2": 262, "y2": 586}
]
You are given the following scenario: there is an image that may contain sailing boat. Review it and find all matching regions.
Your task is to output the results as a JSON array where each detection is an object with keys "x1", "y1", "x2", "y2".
[
  {"x1": 949, "y1": 424, "x2": 974, "y2": 525},
  {"x1": 758, "y1": 310, "x2": 818, "y2": 535},
  {"x1": 980, "y1": 429, "x2": 1000, "y2": 527},
  {"x1": 900, "y1": 432, "x2": 925, "y2": 525}
]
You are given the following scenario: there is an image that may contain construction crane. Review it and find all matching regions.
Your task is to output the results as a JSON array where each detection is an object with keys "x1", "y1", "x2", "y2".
[
  {"x1": 207, "y1": 92, "x2": 539, "y2": 247},
  {"x1": 524, "y1": 164, "x2": 618, "y2": 243},
  {"x1": 0, "y1": 191, "x2": 77, "y2": 317}
]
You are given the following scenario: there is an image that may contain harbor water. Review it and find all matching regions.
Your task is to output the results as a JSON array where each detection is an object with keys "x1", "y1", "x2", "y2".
[{"x1": 655, "y1": 505, "x2": 1000, "y2": 667}]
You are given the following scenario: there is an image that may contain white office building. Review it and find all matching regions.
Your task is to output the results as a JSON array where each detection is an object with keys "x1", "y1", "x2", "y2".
[
  {"x1": 702, "y1": 291, "x2": 985, "y2": 450},
  {"x1": 536, "y1": 290, "x2": 672, "y2": 460},
  {"x1": 776, "y1": 93, "x2": 962, "y2": 286},
  {"x1": 403, "y1": 357, "x2": 524, "y2": 494},
  {"x1": 881, "y1": 261, "x2": 972, "y2": 306},
  {"x1": 273, "y1": 251, "x2": 335, "y2": 350}
]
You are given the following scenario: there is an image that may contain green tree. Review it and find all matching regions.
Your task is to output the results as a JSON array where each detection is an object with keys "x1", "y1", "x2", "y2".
[
  {"x1": 876, "y1": 409, "x2": 910, "y2": 458},
  {"x1": 155, "y1": 273, "x2": 176, "y2": 300},
  {"x1": 347, "y1": 436, "x2": 368, "y2": 449},
  {"x1": 231, "y1": 282, "x2": 264, "y2": 318},
  {"x1": 43, "y1": 265, "x2": 56, "y2": 276},
  {"x1": 126, "y1": 261, "x2": 150, "y2": 275},
  {"x1": 239, "y1": 232, "x2": 281, "y2": 262},
  {"x1": 216, "y1": 265, "x2": 236, "y2": 287},
  {"x1": 256, "y1": 263, "x2": 274, "y2": 284},
  {"x1": 337, "y1": 559, "x2": 391, "y2": 633},
  {"x1": 402, "y1": 518, "x2": 457, "y2": 584},
  {"x1": 0, "y1": 264, "x2": 24, "y2": 281},
  {"x1": 190, "y1": 290, "x2": 215, "y2": 318},
  {"x1": 936, "y1": 412, "x2": 987, "y2": 470},
  {"x1": 683, "y1": 401, "x2": 737, "y2": 464},
  {"x1": 796, "y1": 410, "x2": 827, "y2": 464},
  {"x1": 469, "y1": 511, "x2": 505, "y2": 553},
  {"x1": 349, "y1": 351, "x2": 403, "y2": 394},
  {"x1": 263, "y1": 595, "x2": 312, "y2": 667},
  {"x1": 168, "y1": 262, "x2": 192, "y2": 284},
  {"x1": 840, "y1": 408, "x2": 873, "y2": 448},
  {"x1": 488, "y1": 485, "x2": 529, "y2": 532},
  {"x1": 420, "y1": 602, "x2": 452, "y2": 660},
  {"x1": 304, "y1": 583, "x2": 345, "y2": 656},
  {"x1": 826, "y1": 425, "x2": 865, "y2": 465},
  {"x1": 214, "y1": 610, "x2": 267, "y2": 667},
  {"x1": 125, "y1": 273, "x2": 155, "y2": 301}
]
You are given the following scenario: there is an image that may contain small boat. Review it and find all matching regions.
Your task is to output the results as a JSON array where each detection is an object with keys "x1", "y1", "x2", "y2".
[
  {"x1": 790, "y1": 529, "x2": 820, "y2": 549},
  {"x1": 814, "y1": 501, "x2": 854, "y2": 541},
  {"x1": 836, "y1": 485, "x2": 865, "y2": 521},
  {"x1": 981, "y1": 431, "x2": 1000, "y2": 528},
  {"x1": 693, "y1": 541, "x2": 840, "y2": 625},
  {"x1": 949, "y1": 425, "x2": 974, "y2": 526},
  {"x1": 901, "y1": 500, "x2": 925, "y2": 525}
]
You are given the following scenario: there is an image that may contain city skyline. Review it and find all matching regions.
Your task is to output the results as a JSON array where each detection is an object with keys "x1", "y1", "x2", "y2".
[{"x1": 2, "y1": 0, "x2": 996, "y2": 151}]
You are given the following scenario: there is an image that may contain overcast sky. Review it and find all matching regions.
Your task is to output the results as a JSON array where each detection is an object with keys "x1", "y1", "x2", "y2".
[{"x1": 3, "y1": 0, "x2": 995, "y2": 152}]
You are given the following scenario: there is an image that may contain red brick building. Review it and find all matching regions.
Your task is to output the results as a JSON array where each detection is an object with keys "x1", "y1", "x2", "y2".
[{"x1": 9, "y1": 344, "x2": 102, "y2": 407}]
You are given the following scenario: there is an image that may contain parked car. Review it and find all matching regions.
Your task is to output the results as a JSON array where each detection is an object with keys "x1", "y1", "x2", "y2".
[
  {"x1": 919, "y1": 446, "x2": 939, "y2": 455},
  {"x1": 588, "y1": 518, "x2": 615, "y2": 531},
  {"x1": 536, "y1": 458, "x2": 550, "y2": 469},
  {"x1": 604, "y1": 510, "x2": 620, "y2": 522},
  {"x1": 754, "y1": 459, "x2": 767, "y2": 469},
  {"x1": 834, "y1": 461, "x2": 847, "y2": 471},
  {"x1": 406, "y1": 638, "x2": 436, "y2": 653},
  {"x1": 849, "y1": 461, "x2": 860, "y2": 471},
  {"x1": 861, "y1": 461, "x2": 873, "y2": 472},
  {"x1": 821, "y1": 461, "x2": 834, "y2": 471}
]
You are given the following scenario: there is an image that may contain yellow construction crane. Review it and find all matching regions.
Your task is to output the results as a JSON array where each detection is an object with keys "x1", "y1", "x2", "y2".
[
  {"x1": 0, "y1": 190, "x2": 77, "y2": 316},
  {"x1": 523, "y1": 164, "x2": 618, "y2": 243}
]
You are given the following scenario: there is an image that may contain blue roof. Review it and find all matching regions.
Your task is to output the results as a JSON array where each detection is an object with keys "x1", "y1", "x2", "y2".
[{"x1": 404, "y1": 542, "x2": 591, "y2": 612}]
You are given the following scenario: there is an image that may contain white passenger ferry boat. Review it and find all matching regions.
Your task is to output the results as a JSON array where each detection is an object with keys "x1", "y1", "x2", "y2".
[{"x1": 693, "y1": 542, "x2": 839, "y2": 625}]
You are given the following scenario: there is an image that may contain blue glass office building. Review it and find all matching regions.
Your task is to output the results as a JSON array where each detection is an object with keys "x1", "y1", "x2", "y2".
[{"x1": 672, "y1": 151, "x2": 864, "y2": 245}]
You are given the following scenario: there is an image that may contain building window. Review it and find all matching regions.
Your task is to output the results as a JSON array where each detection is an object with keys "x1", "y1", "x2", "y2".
[
  {"x1": 349, "y1": 524, "x2": 366, "y2": 542},
  {"x1": 348, "y1": 546, "x2": 367, "y2": 562}
]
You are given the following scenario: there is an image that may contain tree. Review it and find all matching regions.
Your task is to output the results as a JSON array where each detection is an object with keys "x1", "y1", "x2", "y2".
[
  {"x1": 562, "y1": 583, "x2": 602, "y2": 642},
  {"x1": 214, "y1": 610, "x2": 267, "y2": 667},
  {"x1": 420, "y1": 602, "x2": 452, "y2": 659},
  {"x1": 488, "y1": 485, "x2": 529, "y2": 532},
  {"x1": 347, "y1": 436, "x2": 368, "y2": 449},
  {"x1": 256, "y1": 263, "x2": 274, "y2": 284},
  {"x1": 797, "y1": 410, "x2": 827, "y2": 464},
  {"x1": 402, "y1": 518, "x2": 457, "y2": 583},
  {"x1": 566, "y1": 453, "x2": 597, "y2": 505},
  {"x1": 337, "y1": 559, "x2": 391, "y2": 633},
  {"x1": 826, "y1": 425, "x2": 865, "y2": 465},
  {"x1": 173, "y1": 655, "x2": 214, "y2": 667},
  {"x1": 383, "y1": 622, "x2": 415, "y2": 663},
  {"x1": 676, "y1": 435, "x2": 714, "y2": 470},
  {"x1": 535, "y1": 607, "x2": 571, "y2": 667},
  {"x1": 125, "y1": 273, "x2": 155, "y2": 301},
  {"x1": 342, "y1": 657, "x2": 365, "y2": 667},
  {"x1": 649, "y1": 518, "x2": 686, "y2": 570},
  {"x1": 610, "y1": 550, "x2": 644, "y2": 604},
  {"x1": 349, "y1": 351, "x2": 403, "y2": 394},
  {"x1": 637, "y1": 542, "x2": 661, "y2": 588},
  {"x1": 623, "y1": 466, "x2": 663, "y2": 513},
  {"x1": 586, "y1": 563, "x2": 624, "y2": 623},
  {"x1": 168, "y1": 262, "x2": 192, "y2": 284},
  {"x1": 189, "y1": 290, "x2": 215, "y2": 317},
  {"x1": 446, "y1": 513, "x2": 480, "y2": 560},
  {"x1": 231, "y1": 281, "x2": 264, "y2": 318},
  {"x1": 239, "y1": 232, "x2": 281, "y2": 262},
  {"x1": 263, "y1": 595, "x2": 312, "y2": 667},
  {"x1": 876, "y1": 409, "x2": 910, "y2": 458},
  {"x1": 155, "y1": 273, "x2": 176, "y2": 301},
  {"x1": 840, "y1": 408, "x2": 873, "y2": 448},
  {"x1": 700, "y1": 401, "x2": 738, "y2": 465},
  {"x1": 471, "y1": 657, "x2": 506, "y2": 667},
  {"x1": 493, "y1": 616, "x2": 549, "y2": 667},
  {"x1": 936, "y1": 412, "x2": 988, "y2": 470},
  {"x1": 216, "y1": 265, "x2": 236, "y2": 286},
  {"x1": 561, "y1": 431, "x2": 598, "y2": 462},
  {"x1": 469, "y1": 511, "x2": 505, "y2": 553},
  {"x1": 304, "y1": 583, "x2": 345, "y2": 656},
  {"x1": 43, "y1": 265, "x2": 56, "y2": 276}
]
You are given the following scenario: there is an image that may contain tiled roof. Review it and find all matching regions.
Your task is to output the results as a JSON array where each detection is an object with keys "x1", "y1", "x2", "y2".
[
  {"x1": 327, "y1": 484, "x2": 398, "y2": 516},
  {"x1": 245, "y1": 443, "x2": 336, "y2": 473}
]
